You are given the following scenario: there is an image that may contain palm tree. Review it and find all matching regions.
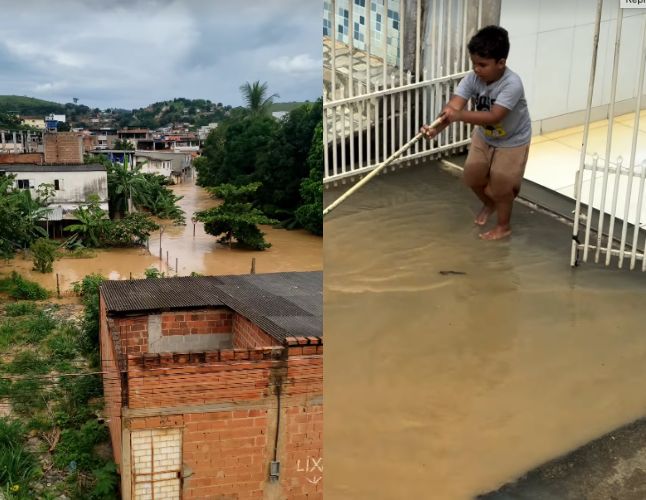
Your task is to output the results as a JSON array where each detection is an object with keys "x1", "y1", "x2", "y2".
[
  {"x1": 239, "y1": 81, "x2": 279, "y2": 116},
  {"x1": 107, "y1": 155, "x2": 148, "y2": 216}
]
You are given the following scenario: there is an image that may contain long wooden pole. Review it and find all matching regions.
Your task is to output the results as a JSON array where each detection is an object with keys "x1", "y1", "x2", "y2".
[{"x1": 323, "y1": 116, "x2": 445, "y2": 217}]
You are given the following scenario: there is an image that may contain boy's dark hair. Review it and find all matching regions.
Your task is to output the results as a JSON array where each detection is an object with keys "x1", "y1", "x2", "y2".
[{"x1": 467, "y1": 25, "x2": 509, "y2": 61}]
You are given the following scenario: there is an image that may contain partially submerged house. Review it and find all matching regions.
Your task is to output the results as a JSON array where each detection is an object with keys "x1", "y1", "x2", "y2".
[
  {"x1": 99, "y1": 271, "x2": 323, "y2": 500},
  {"x1": 0, "y1": 163, "x2": 109, "y2": 229}
]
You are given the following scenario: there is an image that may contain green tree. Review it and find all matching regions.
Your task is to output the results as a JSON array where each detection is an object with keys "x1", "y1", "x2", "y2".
[
  {"x1": 30, "y1": 238, "x2": 59, "y2": 273},
  {"x1": 239, "y1": 81, "x2": 279, "y2": 116},
  {"x1": 195, "y1": 183, "x2": 278, "y2": 250},
  {"x1": 0, "y1": 175, "x2": 50, "y2": 257},
  {"x1": 107, "y1": 156, "x2": 147, "y2": 216},
  {"x1": 295, "y1": 122, "x2": 323, "y2": 235},
  {"x1": 113, "y1": 138, "x2": 134, "y2": 150},
  {"x1": 64, "y1": 196, "x2": 108, "y2": 247}
]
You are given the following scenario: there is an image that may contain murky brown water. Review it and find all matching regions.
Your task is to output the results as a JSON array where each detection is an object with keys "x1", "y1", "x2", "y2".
[
  {"x1": 0, "y1": 175, "x2": 322, "y2": 291},
  {"x1": 323, "y1": 161, "x2": 646, "y2": 500}
]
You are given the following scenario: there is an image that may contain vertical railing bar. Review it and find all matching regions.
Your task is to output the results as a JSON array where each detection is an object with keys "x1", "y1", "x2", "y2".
[
  {"x1": 583, "y1": 154, "x2": 599, "y2": 262},
  {"x1": 407, "y1": 71, "x2": 412, "y2": 155},
  {"x1": 383, "y1": 0, "x2": 388, "y2": 163},
  {"x1": 422, "y1": 69, "x2": 428, "y2": 155},
  {"x1": 391, "y1": 74, "x2": 396, "y2": 161},
  {"x1": 630, "y1": 161, "x2": 646, "y2": 269},
  {"x1": 332, "y1": 0, "x2": 337, "y2": 101},
  {"x1": 330, "y1": 0, "x2": 338, "y2": 178},
  {"x1": 349, "y1": 0, "x2": 355, "y2": 173},
  {"x1": 366, "y1": 0, "x2": 372, "y2": 170},
  {"x1": 571, "y1": 0, "x2": 602, "y2": 267},
  {"x1": 606, "y1": 157, "x2": 624, "y2": 266},
  {"x1": 340, "y1": 86, "x2": 347, "y2": 176},
  {"x1": 323, "y1": 108, "x2": 330, "y2": 180},
  {"x1": 332, "y1": 106, "x2": 338, "y2": 177},
  {"x1": 477, "y1": 0, "x2": 483, "y2": 29},
  {"x1": 618, "y1": 14, "x2": 646, "y2": 268},
  {"x1": 595, "y1": 8, "x2": 623, "y2": 263},
  {"x1": 399, "y1": 0, "x2": 404, "y2": 154},
  {"x1": 430, "y1": 0, "x2": 436, "y2": 81},
  {"x1": 415, "y1": 0, "x2": 421, "y2": 156},
  {"x1": 415, "y1": 0, "x2": 421, "y2": 78}
]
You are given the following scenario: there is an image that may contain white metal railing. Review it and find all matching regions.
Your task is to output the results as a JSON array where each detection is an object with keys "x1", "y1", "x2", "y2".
[
  {"x1": 572, "y1": 156, "x2": 646, "y2": 270},
  {"x1": 323, "y1": 0, "x2": 484, "y2": 184},
  {"x1": 571, "y1": 4, "x2": 646, "y2": 270}
]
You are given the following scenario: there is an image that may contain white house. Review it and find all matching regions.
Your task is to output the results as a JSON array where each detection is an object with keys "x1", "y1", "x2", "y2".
[
  {"x1": 134, "y1": 151, "x2": 192, "y2": 184},
  {"x1": 0, "y1": 164, "x2": 109, "y2": 220}
]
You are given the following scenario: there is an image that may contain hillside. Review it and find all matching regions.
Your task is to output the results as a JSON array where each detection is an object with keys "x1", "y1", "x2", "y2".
[
  {"x1": 0, "y1": 95, "x2": 69, "y2": 116},
  {"x1": 0, "y1": 95, "x2": 311, "y2": 130}
]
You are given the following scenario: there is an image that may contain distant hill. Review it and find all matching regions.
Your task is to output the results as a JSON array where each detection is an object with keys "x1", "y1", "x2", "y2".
[
  {"x1": 270, "y1": 101, "x2": 310, "y2": 112},
  {"x1": 0, "y1": 96, "x2": 315, "y2": 130},
  {"x1": 0, "y1": 95, "x2": 68, "y2": 116}
]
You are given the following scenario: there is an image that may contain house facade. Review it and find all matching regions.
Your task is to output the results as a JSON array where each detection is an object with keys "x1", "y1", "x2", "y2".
[
  {"x1": 0, "y1": 163, "x2": 109, "y2": 218},
  {"x1": 99, "y1": 272, "x2": 323, "y2": 500}
]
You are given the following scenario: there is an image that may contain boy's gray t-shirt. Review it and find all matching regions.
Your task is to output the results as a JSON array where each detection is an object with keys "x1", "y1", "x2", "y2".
[{"x1": 455, "y1": 67, "x2": 531, "y2": 147}]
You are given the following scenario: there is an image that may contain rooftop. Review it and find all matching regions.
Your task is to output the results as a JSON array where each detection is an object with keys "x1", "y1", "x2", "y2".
[
  {"x1": 100, "y1": 271, "x2": 322, "y2": 342},
  {"x1": 0, "y1": 163, "x2": 106, "y2": 172}
]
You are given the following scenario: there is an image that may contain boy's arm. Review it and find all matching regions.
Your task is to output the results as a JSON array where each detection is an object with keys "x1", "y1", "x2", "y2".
[
  {"x1": 443, "y1": 103, "x2": 509, "y2": 127},
  {"x1": 421, "y1": 95, "x2": 467, "y2": 138}
]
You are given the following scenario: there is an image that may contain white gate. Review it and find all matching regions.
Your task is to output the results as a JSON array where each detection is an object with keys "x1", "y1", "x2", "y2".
[
  {"x1": 571, "y1": 4, "x2": 646, "y2": 270},
  {"x1": 322, "y1": 0, "x2": 493, "y2": 184}
]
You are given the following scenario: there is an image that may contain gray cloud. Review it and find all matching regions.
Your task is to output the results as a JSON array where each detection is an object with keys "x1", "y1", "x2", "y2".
[{"x1": 0, "y1": 0, "x2": 322, "y2": 109}]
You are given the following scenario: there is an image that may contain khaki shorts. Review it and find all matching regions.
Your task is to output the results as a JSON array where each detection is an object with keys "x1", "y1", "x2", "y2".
[{"x1": 463, "y1": 130, "x2": 530, "y2": 199}]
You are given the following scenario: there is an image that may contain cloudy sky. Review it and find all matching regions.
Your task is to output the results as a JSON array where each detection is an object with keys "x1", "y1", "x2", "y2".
[{"x1": 0, "y1": 0, "x2": 322, "y2": 110}]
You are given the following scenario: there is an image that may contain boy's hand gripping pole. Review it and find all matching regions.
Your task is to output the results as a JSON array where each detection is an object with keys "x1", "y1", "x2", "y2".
[{"x1": 323, "y1": 114, "x2": 445, "y2": 217}]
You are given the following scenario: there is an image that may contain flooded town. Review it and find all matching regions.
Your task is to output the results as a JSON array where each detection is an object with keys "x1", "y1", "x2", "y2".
[{"x1": 3, "y1": 0, "x2": 646, "y2": 499}]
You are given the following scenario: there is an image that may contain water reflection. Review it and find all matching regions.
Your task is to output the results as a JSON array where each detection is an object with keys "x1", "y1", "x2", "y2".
[
  {"x1": 0, "y1": 178, "x2": 322, "y2": 291},
  {"x1": 324, "y1": 161, "x2": 646, "y2": 500}
]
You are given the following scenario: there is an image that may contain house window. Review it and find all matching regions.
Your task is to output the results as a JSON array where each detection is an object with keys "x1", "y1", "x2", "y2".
[
  {"x1": 54, "y1": 179, "x2": 61, "y2": 190},
  {"x1": 17, "y1": 179, "x2": 30, "y2": 189}
]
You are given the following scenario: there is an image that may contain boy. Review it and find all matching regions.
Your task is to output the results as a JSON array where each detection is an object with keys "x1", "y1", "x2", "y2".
[{"x1": 421, "y1": 25, "x2": 531, "y2": 240}]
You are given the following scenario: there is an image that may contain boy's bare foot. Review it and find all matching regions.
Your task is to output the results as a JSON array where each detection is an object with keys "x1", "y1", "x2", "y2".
[
  {"x1": 479, "y1": 225, "x2": 511, "y2": 240},
  {"x1": 474, "y1": 205, "x2": 494, "y2": 226}
]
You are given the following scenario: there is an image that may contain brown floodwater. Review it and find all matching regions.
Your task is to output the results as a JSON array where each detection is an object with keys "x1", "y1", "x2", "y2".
[
  {"x1": 0, "y1": 176, "x2": 322, "y2": 292},
  {"x1": 323, "y1": 160, "x2": 646, "y2": 500}
]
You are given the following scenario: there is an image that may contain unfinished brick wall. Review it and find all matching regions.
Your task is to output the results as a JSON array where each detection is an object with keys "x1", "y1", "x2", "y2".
[
  {"x1": 281, "y1": 405, "x2": 323, "y2": 498},
  {"x1": 233, "y1": 313, "x2": 281, "y2": 348},
  {"x1": 161, "y1": 308, "x2": 232, "y2": 335},
  {"x1": 0, "y1": 153, "x2": 43, "y2": 164},
  {"x1": 82, "y1": 135, "x2": 97, "y2": 153},
  {"x1": 43, "y1": 132, "x2": 83, "y2": 164},
  {"x1": 123, "y1": 345, "x2": 322, "y2": 499},
  {"x1": 111, "y1": 315, "x2": 149, "y2": 355},
  {"x1": 99, "y1": 295, "x2": 123, "y2": 467},
  {"x1": 125, "y1": 350, "x2": 280, "y2": 410}
]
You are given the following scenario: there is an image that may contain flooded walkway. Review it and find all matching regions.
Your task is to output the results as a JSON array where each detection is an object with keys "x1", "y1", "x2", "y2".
[
  {"x1": 0, "y1": 177, "x2": 322, "y2": 292},
  {"x1": 323, "y1": 160, "x2": 646, "y2": 500}
]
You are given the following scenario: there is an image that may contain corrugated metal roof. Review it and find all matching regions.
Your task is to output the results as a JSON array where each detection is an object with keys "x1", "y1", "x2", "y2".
[{"x1": 100, "y1": 271, "x2": 322, "y2": 342}]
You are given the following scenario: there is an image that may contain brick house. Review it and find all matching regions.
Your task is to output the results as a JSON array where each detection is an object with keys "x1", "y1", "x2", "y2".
[{"x1": 99, "y1": 272, "x2": 323, "y2": 500}]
